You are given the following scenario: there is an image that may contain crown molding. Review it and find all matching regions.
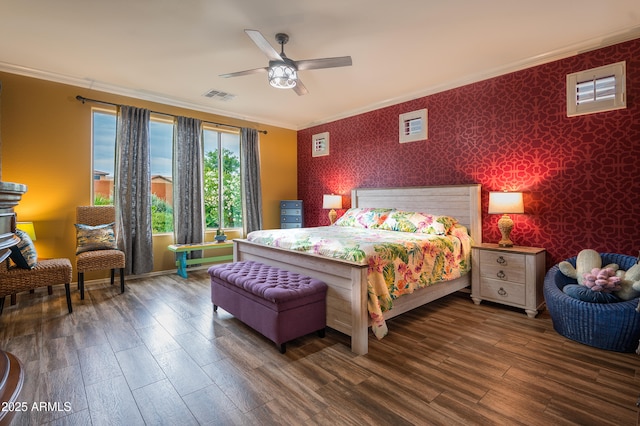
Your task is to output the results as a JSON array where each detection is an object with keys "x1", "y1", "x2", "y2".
[
  {"x1": 2, "y1": 24, "x2": 639, "y2": 132},
  {"x1": 0, "y1": 62, "x2": 297, "y2": 131},
  {"x1": 301, "y1": 26, "x2": 640, "y2": 130}
]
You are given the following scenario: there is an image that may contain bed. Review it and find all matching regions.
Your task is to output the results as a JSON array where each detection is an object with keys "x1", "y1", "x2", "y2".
[{"x1": 233, "y1": 184, "x2": 481, "y2": 354}]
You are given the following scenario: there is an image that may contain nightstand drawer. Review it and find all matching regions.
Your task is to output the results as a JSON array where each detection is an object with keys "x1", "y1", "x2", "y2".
[
  {"x1": 281, "y1": 215, "x2": 302, "y2": 224},
  {"x1": 281, "y1": 201, "x2": 302, "y2": 209},
  {"x1": 480, "y1": 278, "x2": 525, "y2": 305},
  {"x1": 281, "y1": 208, "x2": 302, "y2": 216},
  {"x1": 281, "y1": 223, "x2": 302, "y2": 229},
  {"x1": 479, "y1": 251, "x2": 525, "y2": 283}
]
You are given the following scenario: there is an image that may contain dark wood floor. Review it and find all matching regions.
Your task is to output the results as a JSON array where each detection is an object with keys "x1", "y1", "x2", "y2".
[{"x1": 1, "y1": 269, "x2": 639, "y2": 425}]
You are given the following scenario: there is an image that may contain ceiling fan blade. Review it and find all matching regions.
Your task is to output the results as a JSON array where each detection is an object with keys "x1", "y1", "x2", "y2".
[
  {"x1": 219, "y1": 67, "x2": 269, "y2": 78},
  {"x1": 295, "y1": 56, "x2": 352, "y2": 71},
  {"x1": 293, "y1": 79, "x2": 308, "y2": 96},
  {"x1": 244, "y1": 29, "x2": 283, "y2": 62}
]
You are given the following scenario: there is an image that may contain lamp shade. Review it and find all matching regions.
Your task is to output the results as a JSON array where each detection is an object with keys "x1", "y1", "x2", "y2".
[
  {"x1": 16, "y1": 221, "x2": 36, "y2": 241},
  {"x1": 488, "y1": 192, "x2": 524, "y2": 214},
  {"x1": 322, "y1": 194, "x2": 342, "y2": 210}
]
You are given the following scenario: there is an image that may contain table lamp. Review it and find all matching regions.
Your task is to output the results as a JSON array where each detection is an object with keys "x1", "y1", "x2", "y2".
[
  {"x1": 323, "y1": 194, "x2": 342, "y2": 225},
  {"x1": 16, "y1": 221, "x2": 36, "y2": 241},
  {"x1": 488, "y1": 192, "x2": 523, "y2": 247}
]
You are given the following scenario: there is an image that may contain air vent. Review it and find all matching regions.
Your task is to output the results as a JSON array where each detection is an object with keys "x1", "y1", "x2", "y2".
[{"x1": 202, "y1": 89, "x2": 236, "y2": 102}]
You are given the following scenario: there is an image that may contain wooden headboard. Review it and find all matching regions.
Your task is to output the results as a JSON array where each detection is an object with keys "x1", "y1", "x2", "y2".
[{"x1": 351, "y1": 184, "x2": 482, "y2": 244}]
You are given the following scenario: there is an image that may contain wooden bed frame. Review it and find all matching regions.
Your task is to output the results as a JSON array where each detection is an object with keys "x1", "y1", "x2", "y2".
[{"x1": 233, "y1": 184, "x2": 482, "y2": 355}]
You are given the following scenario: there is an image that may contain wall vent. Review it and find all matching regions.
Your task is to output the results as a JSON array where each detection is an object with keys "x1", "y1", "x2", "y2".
[{"x1": 202, "y1": 89, "x2": 236, "y2": 102}]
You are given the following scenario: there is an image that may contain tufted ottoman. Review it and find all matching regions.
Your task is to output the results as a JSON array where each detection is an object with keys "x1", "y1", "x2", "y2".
[{"x1": 208, "y1": 261, "x2": 327, "y2": 353}]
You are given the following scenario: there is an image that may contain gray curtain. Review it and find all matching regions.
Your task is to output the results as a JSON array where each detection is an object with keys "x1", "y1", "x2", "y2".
[
  {"x1": 115, "y1": 106, "x2": 154, "y2": 275},
  {"x1": 173, "y1": 116, "x2": 204, "y2": 258},
  {"x1": 240, "y1": 128, "x2": 263, "y2": 234}
]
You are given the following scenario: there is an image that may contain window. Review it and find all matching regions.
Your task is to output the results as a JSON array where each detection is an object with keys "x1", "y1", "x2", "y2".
[
  {"x1": 92, "y1": 109, "x2": 174, "y2": 234},
  {"x1": 399, "y1": 109, "x2": 428, "y2": 143},
  {"x1": 92, "y1": 110, "x2": 116, "y2": 205},
  {"x1": 203, "y1": 128, "x2": 242, "y2": 231},
  {"x1": 148, "y1": 119, "x2": 174, "y2": 234},
  {"x1": 566, "y1": 61, "x2": 626, "y2": 117},
  {"x1": 91, "y1": 110, "x2": 244, "y2": 235}
]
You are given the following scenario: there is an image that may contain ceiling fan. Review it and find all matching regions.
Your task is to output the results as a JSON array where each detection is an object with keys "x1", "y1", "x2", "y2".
[{"x1": 219, "y1": 29, "x2": 352, "y2": 95}]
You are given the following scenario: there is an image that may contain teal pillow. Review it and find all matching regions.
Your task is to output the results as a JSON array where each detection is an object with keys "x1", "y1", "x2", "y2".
[
  {"x1": 75, "y1": 222, "x2": 118, "y2": 254},
  {"x1": 9, "y1": 229, "x2": 38, "y2": 269},
  {"x1": 563, "y1": 284, "x2": 621, "y2": 303}
]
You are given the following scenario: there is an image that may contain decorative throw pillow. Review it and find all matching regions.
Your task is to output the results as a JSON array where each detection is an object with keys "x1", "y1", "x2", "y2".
[
  {"x1": 9, "y1": 229, "x2": 38, "y2": 269},
  {"x1": 333, "y1": 208, "x2": 393, "y2": 229},
  {"x1": 75, "y1": 222, "x2": 118, "y2": 254},
  {"x1": 380, "y1": 211, "x2": 459, "y2": 235},
  {"x1": 563, "y1": 284, "x2": 621, "y2": 303}
]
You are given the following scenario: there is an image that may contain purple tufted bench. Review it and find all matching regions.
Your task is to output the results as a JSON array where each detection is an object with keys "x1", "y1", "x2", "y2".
[{"x1": 208, "y1": 261, "x2": 327, "y2": 353}]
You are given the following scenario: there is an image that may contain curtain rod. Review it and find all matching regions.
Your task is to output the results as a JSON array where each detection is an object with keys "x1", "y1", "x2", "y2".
[{"x1": 75, "y1": 95, "x2": 267, "y2": 134}]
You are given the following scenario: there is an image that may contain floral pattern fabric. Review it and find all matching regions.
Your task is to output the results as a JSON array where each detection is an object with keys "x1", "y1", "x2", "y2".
[{"x1": 247, "y1": 222, "x2": 472, "y2": 339}]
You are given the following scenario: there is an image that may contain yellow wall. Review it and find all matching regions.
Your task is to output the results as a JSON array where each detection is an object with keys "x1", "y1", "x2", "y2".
[{"x1": 0, "y1": 71, "x2": 297, "y2": 277}]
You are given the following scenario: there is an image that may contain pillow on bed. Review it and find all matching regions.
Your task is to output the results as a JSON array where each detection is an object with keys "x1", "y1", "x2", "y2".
[
  {"x1": 379, "y1": 211, "x2": 458, "y2": 235},
  {"x1": 333, "y1": 208, "x2": 393, "y2": 229}
]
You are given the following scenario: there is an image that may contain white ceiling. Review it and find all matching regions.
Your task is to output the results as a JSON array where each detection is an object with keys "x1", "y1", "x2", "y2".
[{"x1": 2, "y1": 0, "x2": 640, "y2": 130}]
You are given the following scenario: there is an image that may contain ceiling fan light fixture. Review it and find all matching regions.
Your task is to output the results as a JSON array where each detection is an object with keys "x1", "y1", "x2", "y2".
[{"x1": 268, "y1": 63, "x2": 297, "y2": 89}]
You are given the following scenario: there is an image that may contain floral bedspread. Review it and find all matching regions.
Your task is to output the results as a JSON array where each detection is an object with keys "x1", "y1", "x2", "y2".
[{"x1": 246, "y1": 223, "x2": 471, "y2": 339}]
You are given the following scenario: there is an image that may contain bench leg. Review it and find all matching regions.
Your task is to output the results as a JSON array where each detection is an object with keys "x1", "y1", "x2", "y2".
[
  {"x1": 0, "y1": 296, "x2": 4, "y2": 315},
  {"x1": 213, "y1": 304, "x2": 218, "y2": 312},
  {"x1": 278, "y1": 343, "x2": 286, "y2": 354},
  {"x1": 317, "y1": 328, "x2": 326, "y2": 338},
  {"x1": 110, "y1": 269, "x2": 115, "y2": 285},
  {"x1": 176, "y1": 253, "x2": 188, "y2": 278}
]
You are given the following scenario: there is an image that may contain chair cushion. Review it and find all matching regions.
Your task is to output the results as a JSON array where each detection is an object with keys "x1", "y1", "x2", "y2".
[
  {"x1": 0, "y1": 258, "x2": 72, "y2": 297},
  {"x1": 76, "y1": 249, "x2": 125, "y2": 272},
  {"x1": 75, "y1": 222, "x2": 118, "y2": 254},
  {"x1": 9, "y1": 229, "x2": 38, "y2": 269}
]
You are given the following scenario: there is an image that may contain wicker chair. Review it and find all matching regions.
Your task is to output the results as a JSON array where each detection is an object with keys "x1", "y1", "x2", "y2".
[
  {"x1": 0, "y1": 258, "x2": 73, "y2": 315},
  {"x1": 76, "y1": 206, "x2": 125, "y2": 300},
  {"x1": 543, "y1": 253, "x2": 640, "y2": 353}
]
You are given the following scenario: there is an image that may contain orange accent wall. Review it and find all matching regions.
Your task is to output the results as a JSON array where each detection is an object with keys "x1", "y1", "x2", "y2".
[{"x1": 0, "y1": 71, "x2": 297, "y2": 277}]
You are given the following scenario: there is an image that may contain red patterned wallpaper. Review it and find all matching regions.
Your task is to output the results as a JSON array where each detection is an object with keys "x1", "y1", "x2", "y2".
[{"x1": 297, "y1": 38, "x2": 640, "y2": 266}]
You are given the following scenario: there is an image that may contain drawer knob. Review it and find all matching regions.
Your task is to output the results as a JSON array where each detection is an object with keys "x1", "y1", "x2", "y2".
[
  {"x1": 496, "y1": 270, "x2": 506, "y2": 279},
  {"x1": 498, "y1": 287, "x2": 507, "y2": 296},
  {"x1": 496, "y1": 256, "x2": 506, "y2": 265}
]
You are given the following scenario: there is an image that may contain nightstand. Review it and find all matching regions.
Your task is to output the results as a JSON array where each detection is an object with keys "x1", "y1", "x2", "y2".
[{"x1": 471, "y1": 243, "x2": 546, "y2": 318}]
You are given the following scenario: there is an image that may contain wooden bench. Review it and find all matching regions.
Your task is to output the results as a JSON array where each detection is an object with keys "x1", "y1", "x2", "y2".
[
  {"x1": 208, "y1": 260, "x2": 327, "y2": 353},
  {"x1": 167, "y1": 241, "x2": 233, "y2": 278}
]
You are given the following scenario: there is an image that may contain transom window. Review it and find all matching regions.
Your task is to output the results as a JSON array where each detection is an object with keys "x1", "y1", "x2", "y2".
[{"x1": 566, "y1": 61, "x2": 626, "y2": 117}]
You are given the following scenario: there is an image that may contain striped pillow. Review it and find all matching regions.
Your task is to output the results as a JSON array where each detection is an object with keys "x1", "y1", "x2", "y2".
[
  {"x1": 9, "y1": 229, "x2": 38, "y2": 269},
  {"x1": 75, "y1": 222, "x2": 118, "y2": 254}
]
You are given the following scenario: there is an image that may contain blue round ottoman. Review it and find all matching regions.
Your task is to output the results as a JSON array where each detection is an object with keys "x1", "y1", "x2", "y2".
[{"x1": 543, "y1": 253, "x2": 640, "y2": 353}]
